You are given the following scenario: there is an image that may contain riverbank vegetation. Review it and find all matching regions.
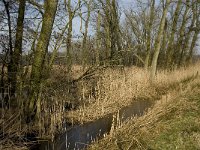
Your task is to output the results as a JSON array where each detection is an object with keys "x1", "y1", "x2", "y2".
[
  {"x1": 89, "y1": 72, "x2": 200, "y2": 150},
  {"x1": 66, "y1": 62, "x2": 200, "y2": 124},
  {"x1": 0, "y1": 0, "x2": 200, "y2": 149}
]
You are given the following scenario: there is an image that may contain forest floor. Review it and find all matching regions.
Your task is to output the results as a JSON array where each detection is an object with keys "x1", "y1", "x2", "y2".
[{"x1": 88, "y1": 70, "x2": 200, "y2": 150}]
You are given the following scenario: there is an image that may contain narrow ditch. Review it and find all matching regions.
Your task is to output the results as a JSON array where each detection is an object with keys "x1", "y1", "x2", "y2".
[{"x1": 35, "y1": 99, "x2": 152, "y2": 150}]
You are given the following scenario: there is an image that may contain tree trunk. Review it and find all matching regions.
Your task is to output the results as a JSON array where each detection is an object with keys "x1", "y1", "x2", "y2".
[
  {"x1": 179, "y1": 2, "x2": 196, "y2": 66},
  {"x1": 95, "y1": 10, "x2": 101, "y2": 66},
  {"x1": 66, "y1": 0, "x2": 73, "y2": 73},
  {"x1": 144, "y1": 0, "x2": 155, "y2": 70},
  {"x1": 150, "y1": 0, "x2": 170, "y2": 82},
  {"x1": 11, "y1": 0, "x2": 26, "y2": 102},
  {"x1": 188, "y1": 30, "x2": 199, "y2": 64},
  {"x1": 187, "y1": 2, "x2": 200, "y2": 64},
  {"x1": 111, "y1": 0, "x2": 122, "y2": 59},
  {"x1": 166, "y1": 0, "x2": 182, "y2": 68},
  {"x1": 2, "y1": 0, "x2": 13, "y2": 103},
  {"x1": 26, "y1": 0, "x2": 58, "y2": 122},
  {"x1": 82, "y1": 0, "x2": 92, "y2": 70},
  {"x1": 174, "y1": 0, "x2": 190, "y2": 67},
  {"x1": 160, "y1": 18, "x2": 168, "y2": 67}
]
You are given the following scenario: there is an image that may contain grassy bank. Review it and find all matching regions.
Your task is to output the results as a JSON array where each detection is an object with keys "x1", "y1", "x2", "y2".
[{"x1": 89, "y1": 75, "x2": 200, "y2": 150}]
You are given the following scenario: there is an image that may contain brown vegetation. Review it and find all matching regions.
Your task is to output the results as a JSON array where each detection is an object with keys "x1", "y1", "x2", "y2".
[
  {"x1": 89, "y1": 67, "x2": 200, "y2": 150},
  {"x1": 66, "y1": 62, "x2": 200, "y2": 124}
]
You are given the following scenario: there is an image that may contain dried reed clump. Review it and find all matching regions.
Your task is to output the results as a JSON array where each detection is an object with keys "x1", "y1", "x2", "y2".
[
  {"x1": 34, "y1": 94, "x2": 66, "y2": 140},
  {"x1": 0, "y1": 101, "x2": 65, "y2": 149},
  {"x1": 0, "y1": 110, "x2": 30, "y2": 150},
  {"x1": 155, "y1": 62, "x2": 200, "y2": 85},
  {"x1": 50, "y1": 65, "x2": 84, "y2": 81},
  {"x1": 66, "y1": 62, "x2": 200, "y2": 124}
]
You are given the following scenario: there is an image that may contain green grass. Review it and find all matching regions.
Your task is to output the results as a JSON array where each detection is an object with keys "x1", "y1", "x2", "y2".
[
  {"x1": 88, "y1": 78, "x2": 200, "y2": 150},
  {"x1": 149, "y1": 113, "x2": 200, "y2": 150}
]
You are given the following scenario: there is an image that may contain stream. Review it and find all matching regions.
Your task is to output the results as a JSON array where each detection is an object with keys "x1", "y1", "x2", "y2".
[{"x1": 37, "y1": 99, "x2": 152, "y2": 150}]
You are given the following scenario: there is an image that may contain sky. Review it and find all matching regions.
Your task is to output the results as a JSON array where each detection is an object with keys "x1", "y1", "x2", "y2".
[{"x1": 120, "y1": 0, "x2": 134, "y2": 7}]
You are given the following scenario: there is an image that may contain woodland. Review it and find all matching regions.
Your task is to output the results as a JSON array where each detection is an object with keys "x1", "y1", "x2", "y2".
[{"x1": 0, "y1": 0, "x2": 200, "y2": 149}]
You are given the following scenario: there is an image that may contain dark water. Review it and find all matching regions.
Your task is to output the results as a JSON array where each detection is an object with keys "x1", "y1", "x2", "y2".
[{"x1": 38, "y1": 100, "x2": 152, "y2": 150}]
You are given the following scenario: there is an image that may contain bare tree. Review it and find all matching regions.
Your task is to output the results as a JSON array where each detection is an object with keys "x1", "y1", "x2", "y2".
[
  {"x1": 95, "y1": 10, "x2": 101, "y2": 66},
  {"x1": 66, "y1": 0, "x2": 73, "y2": 73},
  {"x1": 165, "y1": 0, "x2": 182, "y2": 68},
  {"x1": 144, "y1": 0, "x2": 155, "y2": 70},
  {"x1": 10, "y1": 0, "x2": 26, "y2": 101},
  {"x1": 187, "y1": 1, "x2": 200, "y2": 64},
  {"x1": 82, "y1": 0, "x2": 92, "y2": 70},
  {"x1": 150, "y1": 0, "x2": 170, "y2": 82},
  {"x1": 175, "y1": 0, "x2": 190, "y2": 67},
  {"x1": 26, "y1": 0, "x2": 58, "y2": 122}
]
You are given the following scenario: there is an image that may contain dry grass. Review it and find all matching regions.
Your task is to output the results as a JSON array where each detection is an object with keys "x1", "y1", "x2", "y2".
[
  {"x1": 88, "y1": 73, "x2": 200, "y2": 150},
  {"x1": 66, "y1": 63, "x2": 200, "y2": 124},
  {"x1": 0, "y1": 109, "x2": 30, "y2": 150},
  {"x1": 49, "y1": 64, "x2": 84, "y2": 81}
]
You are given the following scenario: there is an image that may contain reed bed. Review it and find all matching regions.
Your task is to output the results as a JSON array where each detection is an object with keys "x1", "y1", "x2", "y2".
[
  {"x1": 66, "y1": 62, "x2": 200, "y2": 124},
  {"x1": 88, "y1": 73, "x2": 200, "y2": 150}
]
